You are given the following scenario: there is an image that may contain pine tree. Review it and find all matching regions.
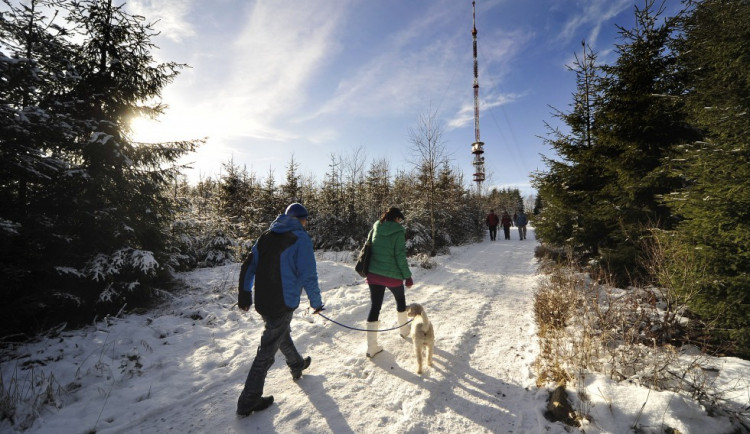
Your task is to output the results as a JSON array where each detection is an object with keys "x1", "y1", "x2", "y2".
[
  {"x1": 664, "y1": 0, "x2": 750, "y2": 356},
  {"x1": 259, "y1": 166, "x2": 280, "y2": 222},
  {"x1": 532, "y1": 41, "x2": 608, "y2": 256},
  {"x1": 1, "y1": 0, "x2": 198, "y2": 336},
  {"x1": 1, "y1": 0, "x2": 82, "y2": 334},
  {"x1": 342, "y1": 147, "x2": 369, "y2": 248},
  {"x1": 365, "y1": 157, "x2": 391, "y2": 221},
  {"x1": 591, "y1": 0, "x2": 695, "y2": 283},
  {"x1": 435, "y1": 163, "x2": 482, "y2": 247},
  {"x1": 534, "y1": 2, "x2": 696, "y2": 285},
  {"x1": 280, "y1": 153, "x2": 301, "y2": 205},
  {"x1": 218, "y1": 158, "x2": 250, "y2": 224}
]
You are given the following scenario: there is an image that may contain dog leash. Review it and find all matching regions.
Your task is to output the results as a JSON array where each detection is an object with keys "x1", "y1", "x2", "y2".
[
  {"x1": 315, "y1": 311, "x2": 413, "y2": 332},
  {"x1": 233, "y1": 303, "x2": 413, "y2": 332}
]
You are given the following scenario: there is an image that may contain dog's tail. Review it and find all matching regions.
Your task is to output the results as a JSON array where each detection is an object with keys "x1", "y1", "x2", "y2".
[{"x1": 418, "y1": 311, "x2": 430, "y2": 328}]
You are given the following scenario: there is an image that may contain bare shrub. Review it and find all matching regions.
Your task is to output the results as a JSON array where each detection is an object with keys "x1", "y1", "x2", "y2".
[
  {"x1": 534, "y1": 268, "x2": 580, "y2": 330},
  {"x1": 1, "y1": 365, "x2": 64, "y2": 429},
  {"x1": 534, "y1": 265, "x2": 586, "y2": 386},
  {"x1": 533, "y1": 233, "x2": 750, "y2": 428},
  {"x1": 411, "y1": 253, "x2": 437, "y2": 270},
  {"x1": 534, "y1": 244, "x2": 572, "y2": 271},
  {"x1": 640, "y1": 230, "x2": 729, "y2": 354}
]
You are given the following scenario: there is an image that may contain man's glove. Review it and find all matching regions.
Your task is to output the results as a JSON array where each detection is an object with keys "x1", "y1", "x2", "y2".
[
  {"x1": 238, "y1": 290, "x2": 252, "y2": 311},
  {"x1": 312, "y1": 305, "x2": 325, "y2": 314},
  {"x1": 405, "y1": 277, "x2": 414, "y2": 288}
]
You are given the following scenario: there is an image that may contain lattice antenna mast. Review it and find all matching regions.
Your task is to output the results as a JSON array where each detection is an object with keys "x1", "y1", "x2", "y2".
[{"x1": 471, "y1": 1, "x2": 485, "y2": 192}]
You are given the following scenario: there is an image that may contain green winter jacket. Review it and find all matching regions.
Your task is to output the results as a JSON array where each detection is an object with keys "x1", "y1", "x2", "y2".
[{"x1": 367, "y1": 220, "x2": 411, "y2": 280}]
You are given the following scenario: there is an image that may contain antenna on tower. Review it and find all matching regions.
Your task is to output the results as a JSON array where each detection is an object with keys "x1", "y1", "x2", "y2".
[{"x1": 471, "y1": 1, "x2": 485, "y2": 193}]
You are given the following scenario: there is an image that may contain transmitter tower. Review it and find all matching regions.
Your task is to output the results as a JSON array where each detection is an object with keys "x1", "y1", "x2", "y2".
[{"x1": 471, "y1": 1, "x2": 485, "y2": 192}]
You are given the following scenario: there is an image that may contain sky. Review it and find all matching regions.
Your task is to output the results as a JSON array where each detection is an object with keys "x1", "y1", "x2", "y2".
[
  {"x1": 2, "y1": 229, "x2": 748, "y2": 433},
  {"x1": 125, "y1": 0, "x2": 686, "y2": 195}
]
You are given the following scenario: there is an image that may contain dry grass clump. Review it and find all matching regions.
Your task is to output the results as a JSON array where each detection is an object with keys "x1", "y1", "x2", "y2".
[
  {"x1": 411, "y1": 253, "x2": 437, "y2": 270},
  {"x1": 532, "y1": 244, "x2": 750, "y2": 430},
  {"x1": 1, "y1": 366, "x2": 63, "y2": 430},
  {"x1": 533, "y1": 266, "x2": 588, "y2": 386},
  {"x1": 533, "y1": 268, "x2": 581, "y2": 330}
]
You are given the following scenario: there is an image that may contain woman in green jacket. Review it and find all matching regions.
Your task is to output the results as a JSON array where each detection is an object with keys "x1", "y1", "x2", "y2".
[{"x1": 364, "y1": 207, "x2": 413, "y2": 357}]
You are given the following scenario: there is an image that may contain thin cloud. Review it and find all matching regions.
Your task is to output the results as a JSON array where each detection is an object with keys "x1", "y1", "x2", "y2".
[
  {"x1": 559, "y1": 0, "x2": 632, "y2": 47},
  {"x1": 307, "y1": 1, "x2": 480, "y2": 121},
  {"x1": 311, "y1": 38, "x2": 462, "y2": 120},
  {"x1": 447, "y1": 92, "x2": 523, "y2": 130},
  {"x1": 127, "y1": 0, "x2": 196, "y2": 42},
  {"x1": 190, "y1": 1, "x2": 350, "y2": 142}
]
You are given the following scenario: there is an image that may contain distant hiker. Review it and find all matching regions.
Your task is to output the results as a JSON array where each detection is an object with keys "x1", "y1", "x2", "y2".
[
  {"x1": 364, "y1": 207, "x2": 413, "y2": 358},
  {"x1": 485, "y1": 209, "x2": 499, "y2": 241},
  {"x1": 501, "y1": 211, "x2": 513, "y2": 240},
  {"x1": 516, "y1": 210, "x2": 528, "y2": 240},
  {"x1": 236, "y1": 203, "x2": 325, "y2": 417}
]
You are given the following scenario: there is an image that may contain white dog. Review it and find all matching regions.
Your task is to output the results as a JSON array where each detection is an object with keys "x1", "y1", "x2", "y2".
[{"x1": 406, "y1": 303, "x2": 434, "y2": 374}]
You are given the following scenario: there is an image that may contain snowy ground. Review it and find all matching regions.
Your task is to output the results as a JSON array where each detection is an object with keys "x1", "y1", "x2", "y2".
[{"x1": 2, "y1": 227, "x2": 749, "y2": 433}]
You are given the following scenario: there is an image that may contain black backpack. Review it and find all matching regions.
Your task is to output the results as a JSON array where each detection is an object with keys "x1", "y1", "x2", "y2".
[{"x1": 238, "y1": 251, "x2": 254, "y2": 293}]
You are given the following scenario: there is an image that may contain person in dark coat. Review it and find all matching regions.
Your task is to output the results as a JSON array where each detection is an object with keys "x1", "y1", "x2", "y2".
[
  {"x1": 485, "y1": 209, "x2": 499, "y2": 241},
  {"x1": 236, "y1": 203, "x2": 325, "y2": 416},
  {"x1": 516, "y1": 210, "x2": 528, "y2": 240},
  {"x1": 500, "y1": 211, "x2": 513, "y2": 240}
]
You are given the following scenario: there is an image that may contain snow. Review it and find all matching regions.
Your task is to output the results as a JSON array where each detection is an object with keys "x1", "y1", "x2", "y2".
[{"x1": 2, "y1": 227, "x2": 749, "y2": 433}]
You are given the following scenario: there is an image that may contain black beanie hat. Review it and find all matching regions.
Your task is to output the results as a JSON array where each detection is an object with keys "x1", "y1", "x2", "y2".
[{"x1": 386, "y1": 207, "x2": 405, "y2": 221}]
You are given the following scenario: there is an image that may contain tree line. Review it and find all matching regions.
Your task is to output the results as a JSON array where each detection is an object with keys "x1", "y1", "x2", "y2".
[
  {"x1": 2, "y1": 0, "x2": 528, "y2": 339},
  {"x1": 175, "y1": 150, "x2": 507, "y2": 270},
  {"x1": 532, "y1": 0, "x2": 749, "y2": 357}
]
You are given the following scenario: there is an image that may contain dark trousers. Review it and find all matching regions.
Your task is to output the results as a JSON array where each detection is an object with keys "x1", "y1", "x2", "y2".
[
  {"x1": 488, "y1": 226, "x2": 497, "y2": 240},
  {"x1": 239, "y1": 310, "x2": 305, "y2": 404},
  {"x1": 518, "y1": 225, "x2": 527, "y2": 240},
  {"x1": 502, "y1": 225, "x2": 511, "y2": 240},
  {"x1": 367, "y1": 284, "x2": 407, "y2": 322}
]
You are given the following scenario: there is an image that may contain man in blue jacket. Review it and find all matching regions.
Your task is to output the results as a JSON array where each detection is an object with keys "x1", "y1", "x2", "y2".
[
  {"x1": 236, "y1": 203, "x2": 325, "y2": 417},
  {"x1": 516, "y1": 210, "x2": 528, "y2": 240}
]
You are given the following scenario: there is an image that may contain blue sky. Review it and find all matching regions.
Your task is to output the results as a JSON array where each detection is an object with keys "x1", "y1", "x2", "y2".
[{"x1": 127, "y1": 0, "x2": 684, "y2": 196}]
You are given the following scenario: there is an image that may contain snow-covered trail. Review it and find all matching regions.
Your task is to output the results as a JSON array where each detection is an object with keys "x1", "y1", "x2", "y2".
[
  {"x1": 7, "y1": 228, "x2": 571, "y2": 434},
  {"x1": 222, "y1": 228, "x2": 556, "y2": 434}
]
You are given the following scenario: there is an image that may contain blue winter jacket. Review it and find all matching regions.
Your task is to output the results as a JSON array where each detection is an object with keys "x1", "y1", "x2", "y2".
[{"x1": 240, "y1": 214, "x2": 324, "y2": 316}]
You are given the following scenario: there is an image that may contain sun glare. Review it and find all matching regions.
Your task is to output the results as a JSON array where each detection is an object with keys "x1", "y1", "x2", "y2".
[{"x1": 129, "y1": 116, "x2": 167, "y2": 143}]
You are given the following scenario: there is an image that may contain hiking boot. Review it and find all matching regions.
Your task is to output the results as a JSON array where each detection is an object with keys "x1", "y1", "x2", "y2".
[
  {"x1": 236, "y1": 395, "x2": 274, "y2": 417},
  {"x1": 291, "y1": 356, "x2": 311, "y2": 381},
  {"x1": 366, "y1": 321, "x2": 383, "y2": 357}
]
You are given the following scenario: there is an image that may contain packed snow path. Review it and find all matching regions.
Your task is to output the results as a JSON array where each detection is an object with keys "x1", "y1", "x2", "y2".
[
  {"x1": 6, "y1": 228, "x2": 572, "y2": 433},
  {"x1": 287, "y1": 231, "x2": 549, "y2": 434}
]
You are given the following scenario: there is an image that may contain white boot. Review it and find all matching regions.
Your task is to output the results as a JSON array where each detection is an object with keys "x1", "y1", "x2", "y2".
[
  {"x1": 397, "y1": 311, "x2": 410, "y2": 339},
  {"x1": 366, "y1": 321, "x2": 383, "y2": 358}
]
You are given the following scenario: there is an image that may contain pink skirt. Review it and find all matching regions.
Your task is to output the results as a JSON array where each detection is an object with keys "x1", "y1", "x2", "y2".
[{"x1": 366, "y1": 272, "x2": 403, "y2": 287}]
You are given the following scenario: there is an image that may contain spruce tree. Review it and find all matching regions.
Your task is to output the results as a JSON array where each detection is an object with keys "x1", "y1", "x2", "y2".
[
  {"x1": 259, "y1": 167, "x2": 280, "y2": 222},
  {"x1": 532, "y1": 41, "x2": 609, "y2": 257},
  {"x1": 591, "y1": 1, "x2": 695, "y2": 283},
  {"x1": 365, "y1": 157, "x2": 391, "y2": 222},
  {"x1": 342, "y1": 147, "x2": 369, "y2": 248},
  {"x1": 1, "y1": 0, "x2": 81, "y2": 334},
  {"x1": 1, "y1": 0, "x2": 198, "y2": 336},
  {"x1": 665, "y1": 0, "x2": 750, "y2": 356},
  {"x1": 535, "y1": 2, "x2": 695, "y2": 285},
  {"x1": 280, "y1": 153, "x2": 301, "y2": 205},
  {"x1": 219, "y1": 158, "x2": 250, "y2": 225}
]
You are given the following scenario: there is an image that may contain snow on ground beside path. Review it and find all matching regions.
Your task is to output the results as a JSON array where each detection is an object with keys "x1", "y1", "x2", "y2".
[{"x1": 1, "y1": 227, "x2": 748, "y2": 434}]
